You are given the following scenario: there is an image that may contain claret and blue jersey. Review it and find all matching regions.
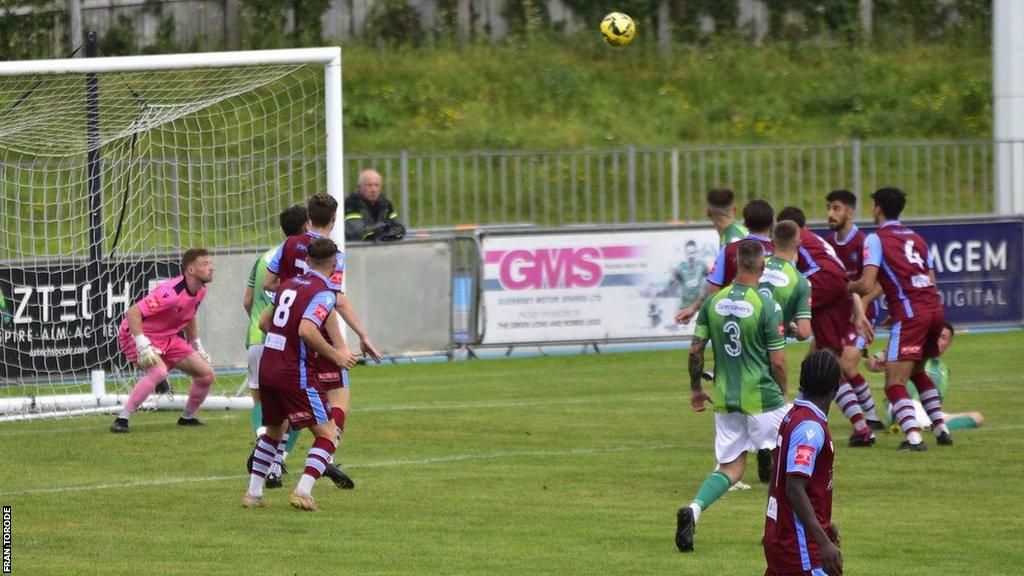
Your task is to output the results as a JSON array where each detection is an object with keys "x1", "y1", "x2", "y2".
[{"x1": 862, "y1": 220, "x2": 942, "y2": 321}]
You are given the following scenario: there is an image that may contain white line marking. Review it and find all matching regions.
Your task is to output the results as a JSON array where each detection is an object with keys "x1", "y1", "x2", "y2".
[{"x1": 0, "y1": 443, "x2": 683, "y2": 497}]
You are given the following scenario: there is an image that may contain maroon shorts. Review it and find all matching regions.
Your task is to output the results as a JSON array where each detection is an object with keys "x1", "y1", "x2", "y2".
[
  {"x1": 259, "y1": 385, "x2": 331, "y2": 430},
  {"x1": 118, "y1": 328, "x2": 194, "y2": 368},
  {"x1": 312, "y1": 354, "x2": 350, "y2": 391},
  {"x1": 887, "y1": 307, "x2": 945, "y2": 362},
  {"x1": 811, "y1": 293, "x2": 858, "y2": 351}
]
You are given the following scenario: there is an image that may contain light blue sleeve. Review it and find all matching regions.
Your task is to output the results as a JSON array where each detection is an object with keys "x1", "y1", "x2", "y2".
[
  {"x1": 785, "y1": 420, "x2": 826, "y2": 477},
  {"x1": 706, "y1": 246, "x2": 728, "y2": 286},
  {"x1": 925, "y1": 244, "x2": 935, "y2": 269},
  {"x1": 266, "y1": 242, "x2": 285, "y2": 274},
  {"x1": 863, "y1": 233, "x2": 883, "y2": 268},
  {"x1": 301, "y1": 291, "x2": 338, "y2": 326},
  {"x1": 798, "y1": 246, "x2": 820, "y2": 278}
]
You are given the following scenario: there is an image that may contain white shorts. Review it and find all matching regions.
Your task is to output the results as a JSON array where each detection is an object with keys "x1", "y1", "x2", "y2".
[
  {"x1": 244, "y1": 344, "x2": 264, "y2": 390},
  {"x1": 714, "y1": 405, "x2": 789, "y2": 464}
]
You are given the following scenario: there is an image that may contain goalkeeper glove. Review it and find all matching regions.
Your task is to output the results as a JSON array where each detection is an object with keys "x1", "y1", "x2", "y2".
[
  {"x1": 134, "y1": 334, "x2": 163, "y2": 370},
  {"x1": 191, "y1": 338, "x2": 212, "y2": 364}
]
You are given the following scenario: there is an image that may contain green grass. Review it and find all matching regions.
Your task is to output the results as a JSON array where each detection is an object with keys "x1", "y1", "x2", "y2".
[{"x1": 1, "y1": 330, "x2": 1021, "y2": 574}]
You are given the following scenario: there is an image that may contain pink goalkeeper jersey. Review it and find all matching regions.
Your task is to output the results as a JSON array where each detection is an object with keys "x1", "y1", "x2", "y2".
[{"x1": 118, "y1": 276, "x2": 207, "y2": 342}]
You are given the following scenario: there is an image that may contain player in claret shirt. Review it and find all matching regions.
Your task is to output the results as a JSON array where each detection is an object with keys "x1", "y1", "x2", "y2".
[
  {"x1": 849, "y1": 187, "x2": 953, "y2": 451},
  {"x1": 763, "y1": 350, "x2": 843, "y2": 576},
  {"x1": 825, "y1": 189, "x2": 885, "y2": 430},
  {"x1": 110, "y1": 249, "x2": 216, "y2": 433}
]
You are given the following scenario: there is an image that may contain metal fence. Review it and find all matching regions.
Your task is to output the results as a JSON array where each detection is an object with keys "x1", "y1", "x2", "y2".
[{"x1": 346, "y1": 139, "x2": 1006, "y2": 228}]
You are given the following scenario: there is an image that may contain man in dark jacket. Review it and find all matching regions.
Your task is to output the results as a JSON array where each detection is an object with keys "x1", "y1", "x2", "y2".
[{"x1": 344, "y1": 169, "x2": 406, "y2": 242}]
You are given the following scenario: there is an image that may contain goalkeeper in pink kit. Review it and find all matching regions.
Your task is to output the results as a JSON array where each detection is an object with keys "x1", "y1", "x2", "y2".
[{"x1": 110, "y1": 249, "x2": 216, "y2": 433}]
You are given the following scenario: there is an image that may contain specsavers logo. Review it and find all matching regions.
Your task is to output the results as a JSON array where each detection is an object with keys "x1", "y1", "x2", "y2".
[
  {"x1": 714, "y1": 298, "x2": 754, "y2": 318},
  {"x1": 760, "y1": 269, "x2": 790, "y2": 288}
]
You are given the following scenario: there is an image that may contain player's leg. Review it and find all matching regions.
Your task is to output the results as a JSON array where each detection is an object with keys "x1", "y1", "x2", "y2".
[
  {"x1": 321, "y1": 378, "x2": 355, "y2": 489},
  {"x1": 909, "y1": 309, "x2": 953, "y2": 445},
  {"x1": 838, "y1": 344, "x2": 876, "y2": 446},
  {"x1": 883, "y1": 323, "x2": 925, "y2": 450},
  {"x1": 245, "y1": 344, "x2": 265, "y2": 437},
  {"x1": 750, "y1": 405, "x2": 788, "y2": 483},
  {"x1": 290, "y1": 387, "x2": 339, "y2": 512},
  {"x1": 946, "y1": 412, "x2": 983, "y2": 430},
  {"x1": 111, "y1": 332, "x2": 171, "y2": 432},
  {"x1": 170, "y1": 341, "x2": 216, "y2": 425},
  {"x1": 676, "y1": 412, "x2": 748, "y2": 552},
  {"x1": 243, "y1": 386, "x2": 287, "y2": 508}
]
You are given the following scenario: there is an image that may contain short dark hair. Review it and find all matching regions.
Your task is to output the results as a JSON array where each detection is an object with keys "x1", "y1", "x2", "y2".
[
  {"x1": 942, "y1": 322, "x2": 955, "y2": 337},
  {"x1": 279, "y1": 204, "x2": 308, "y2": 236},
  {"x1": 799, "y1": 350, "x2": 841, "y2": 398},
  {"x1": 772, "y1": 220, "x2": 800, "y2": 251},
  {"x1": 777, "y1": 206, "x2": 806, "y2": 228},
  {"x1": 742, "y1": 199, "x2": 774, "y2": 233},
  {"x1": 826, "y1": 189, "x2": 857, "y2": 207},
  {"x1": 871, "y1": 187, "x2": 906, "y2": 220},
  {"x1": 181, "y1": 248, "x2": 210, "y2": 272},
  {"x1": 307, "y1": 193, "x2": 338, "y2": 227},
  {"x1": 685, "y1": 240, "x2": 697, "y2": 249},
  {"x1": 736, "y1": 239, "x2": 765, "y2": 272},
  {"x1": 307, "y1": 237, "x2": 338, "y2": 267},
  {"x1": 706, "y1": 188, "x2": 735, "y2": 209}
]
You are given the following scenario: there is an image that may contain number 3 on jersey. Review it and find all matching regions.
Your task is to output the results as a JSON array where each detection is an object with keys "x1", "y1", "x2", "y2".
[
  {"x1": 904, "y1": 240, "x2": 926, "y2": 269},
  {"x1": 272, "y1": 289, "x2": 298, "y2": 327},
  {"x1": 724, "y1": 320, "x2": 742, "y2": 357}
]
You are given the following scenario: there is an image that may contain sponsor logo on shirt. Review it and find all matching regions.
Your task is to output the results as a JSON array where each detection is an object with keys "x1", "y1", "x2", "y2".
[
  {"x1": 794, "y1": 444, "x2": 816, "y2": 467},
  {"x1": 312, "y1": 304, "x2": 330, "y2": 322},
  {"x1": 714, "y1": 298, "x2": 755, "y2": 318},
  {"x1": 330, "y1": 270, "x2": 344, "y2": 285},
  {"x1": 760, "y1": 268, "x2": 790, "y2": 288},
  {"x1": 144, "y1": 295, "x2": 161, "y2": 311},
  {"x1": 901, "y1": 345, "x2": 922, "y2": 355}
]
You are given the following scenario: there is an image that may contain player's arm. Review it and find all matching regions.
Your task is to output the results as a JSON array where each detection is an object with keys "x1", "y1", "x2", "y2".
[
  {"x1": 849, "y1": 233, "x2": 881, "y2": 296},
  {"x1": 792, "y1": 278, "x2": 812, "y2": 341},
  {"x1": 243, "y1": 286, "x2": 254, "y2": 316},
  {"x1": 262, "y1": 243, "x2": 285, "y2": 293},
  {"x1": 298, "y1": 320, "x2": 350, "y2": 368},
  {"x1": 787, "y1": 475, "x2": 842, "y2": 575},
  {"x1": 850, "y1": 293, "x2": 873, "y2": 344},
  {"x1": 688, "y1": 337, "x2": 713, "y2": 412},
  {"x1": 184, "y1": 316, "x2": 211, "y2": 363},
  {"x1": 679, "y1": 248, "x2": 726, "y2": 323},
  {"x1": 791, "y1": 319, "x2": 812, "y2": 341},
  {"x1": 335, "y1": 294, "x2": 383, "y2": 363},
  {"x1": 125, "y1": 304, "x2": 145, "y2": 337},
  {"x1": 323, "y1": 309, "x2": 358, "y2": 368},
  {"x1": 770, "y1": 349, "x2": 788, "y2": 398},
  {"x1": 258, "y1": 308, "x2": 272, "y2": 334}
]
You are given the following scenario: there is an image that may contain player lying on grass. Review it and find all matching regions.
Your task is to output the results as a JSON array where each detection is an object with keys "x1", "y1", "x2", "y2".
[
  {"x1": 243, "y1": 237, "x2": 356, "y2": 511},
  {"x1": 242, "y1": 204, "x2": 309, "y2": 488},
  {"x1": 848, "y1": 187, "x2": 953, "y2": 451},
  {"x1": 868, "y1": 322, "x2": 983, "y2": 431},
  {"x1": 676, "y1": 240, "x2": 788, "y2": 553},
  {"x1": 110, "y1": 249, "x2": 216, "y2": 433},
  {"x1": 764, "y1": 350, "x2": 843, "y2": 576},
  {"x1": 778, "y1": 206, "x2": 877, "y2": 448}
]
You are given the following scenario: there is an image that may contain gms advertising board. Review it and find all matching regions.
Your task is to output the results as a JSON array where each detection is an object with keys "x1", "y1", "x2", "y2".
[
  {"x1": 0, "y1": 259, "x2": 177, "y2": 379},
  {"x1": 481, "y1": 229, "x2": 719, "y2": 344}
]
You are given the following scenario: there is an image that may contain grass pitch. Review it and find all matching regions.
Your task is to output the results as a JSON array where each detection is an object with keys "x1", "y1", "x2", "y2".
[{"x1": 1, "y1": 330, "x2": 1022, "y2": 575}]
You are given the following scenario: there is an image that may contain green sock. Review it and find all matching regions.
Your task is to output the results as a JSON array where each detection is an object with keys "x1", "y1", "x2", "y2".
[
  {"x1": 692, "y1": 470, "x2": 732, "y2": 511},
  {"x1": 250, "y1": 403, "x2": 262, "y2": 435},
  {"x1": 947, "y1": 415, "x2": 979, "y2": 431},
  {"x1": 285, "y1": 427, "x2": 300, "y2": 452}
]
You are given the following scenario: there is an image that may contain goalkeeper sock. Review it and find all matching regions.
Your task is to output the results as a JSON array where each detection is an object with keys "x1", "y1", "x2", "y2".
[
  {"x1": 692, "y1": 470, "x2": 732, "y2": 515},
  {"x1": 123, "y1": 364, "x2": 170, "y2": 417},
  {"x1": 184, "y1": 373, "x2": 215, "y2": 414},
  {"x1": 250, "y1": 403, "x2": 263, "y2": 435}
]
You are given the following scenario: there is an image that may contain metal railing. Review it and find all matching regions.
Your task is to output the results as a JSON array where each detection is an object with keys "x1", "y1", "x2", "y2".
[{"x1": 345, "y1": 139, "x2": 1007, "y2": 228}]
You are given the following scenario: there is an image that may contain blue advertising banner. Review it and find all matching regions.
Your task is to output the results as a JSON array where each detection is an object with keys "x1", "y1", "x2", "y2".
[{"x1": 814, "y1": 219, "x2": 1023, "y2": 325}]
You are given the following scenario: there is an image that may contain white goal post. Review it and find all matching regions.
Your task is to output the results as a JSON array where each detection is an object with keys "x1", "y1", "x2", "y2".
[{"x1": 0, "y1": 48, "x2": 346, "y2": 421}]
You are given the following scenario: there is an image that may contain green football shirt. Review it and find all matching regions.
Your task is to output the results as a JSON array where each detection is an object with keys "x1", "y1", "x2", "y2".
[
  {"x1": 720, "y1": 222, "x2": 748, "y2": 247},
  {"x1": 674, "y1": 259, "x2": 710, "y2": 309},
  {"x1": 245, "y1": 247, "x2": 277, "y2": 348},
  {"x1": 694, "y1": 283, "x2": 787, "y2": 415},
  {"x1": 758, "y1": 255, "x2": 812, "y2": 326},
  {"x1": 907, "y1": 358, "x2": 949, "y2": 400}
]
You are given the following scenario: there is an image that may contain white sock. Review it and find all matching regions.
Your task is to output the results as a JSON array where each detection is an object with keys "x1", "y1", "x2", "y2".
[
  {"x1": 864, "y1": 407, "x2": 880, "y2": 421},
  {"x1": 907, "y1": 430, "x2": 923, "y2": 445},
  {"x1": 118, "y1": 409, "x2": 132, "y2": 420},
  {"x1": 256, "y1": 425, "x2": 266, "y2": 438},
  {"x1": 295, "y1": 474, "x2": 316, "y2": 496},
  {"x1": 248, "y1": 474, "x2": 265, "y2": 498},
  {"x1": 933, "y1": 423, "x2": 949, "y2": 436},
  {"x1": 689, "y1": 503, "x2": 702, "y2": 524},
  {"x1": 180, "y1": 409, "x2": 196, "y2": 420}
]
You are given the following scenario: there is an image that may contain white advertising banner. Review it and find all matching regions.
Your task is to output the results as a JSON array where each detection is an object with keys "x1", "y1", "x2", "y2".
[{"x1": 481, "y1": 228, "x2": 720, "y2": 344}]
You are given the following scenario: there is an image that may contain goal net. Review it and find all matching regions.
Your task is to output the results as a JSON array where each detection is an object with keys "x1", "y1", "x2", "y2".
[{"x1": 0, "y1": 48, "x2": 344, "y2": 421}]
